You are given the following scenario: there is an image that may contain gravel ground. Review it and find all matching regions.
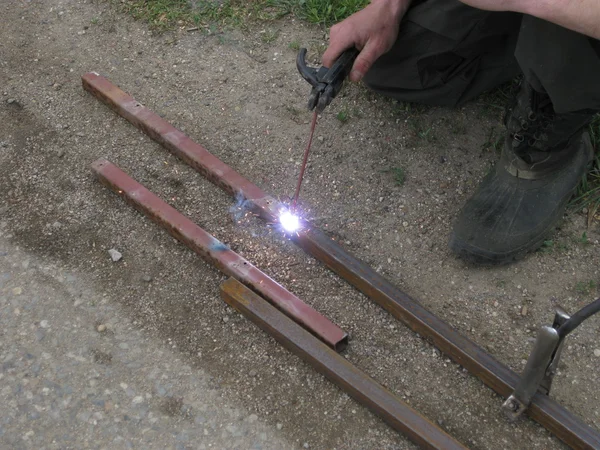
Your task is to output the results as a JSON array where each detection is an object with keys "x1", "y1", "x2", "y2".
[{"x1": 1, "y1": 0, "x2": 599, "y2": 449}]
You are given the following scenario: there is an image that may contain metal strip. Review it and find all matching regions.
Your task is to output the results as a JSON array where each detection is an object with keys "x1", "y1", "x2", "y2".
[
  {"x1": 91, "y1": 158, "x2": 348, "y2": 351},
  {"x1": 220, "y1": 278, "x2": 468, "y2": 450},
  {"x1": 83, "y1": 73, "x2": 600, "y2": 449}
]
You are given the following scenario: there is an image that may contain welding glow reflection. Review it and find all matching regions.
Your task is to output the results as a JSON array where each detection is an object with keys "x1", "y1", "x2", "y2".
[{"x1": 279, "y1": 210, "x2": 301, "y2": 233}]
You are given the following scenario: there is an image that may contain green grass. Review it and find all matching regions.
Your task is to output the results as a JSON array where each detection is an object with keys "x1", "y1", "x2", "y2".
[
  {"x1": 380, "y1": 166, "x2": 406, "y2": 186},
  {"x1": 261, "y1": 28, "x2": 279, "y2": 43},
  {"x1": 537, "y1": 239, "x2": 569, "y2": 254},
  {"x1": 299, "y1": 0, "x2": 368, "y2": 25},
  {"x1": 392, "y1": 167, "x2": 405, "y2": 186},
  {"x1": 113, "y1": 0, "x2": 367, "y2": 31},
  {"x1": 571, "y1": 115, "x2": 600, "y2": 223},
  {"x1": 575, "y1": 279, "x2": 597, "y2": 295},
  {"x1": 336, "y1": 109, "x2": 349, "y2": 123}
]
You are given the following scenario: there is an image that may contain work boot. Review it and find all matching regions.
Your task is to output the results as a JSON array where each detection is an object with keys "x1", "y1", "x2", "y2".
[{"x1": 449, "y1": 81, "x2": 596, "y2": 265}]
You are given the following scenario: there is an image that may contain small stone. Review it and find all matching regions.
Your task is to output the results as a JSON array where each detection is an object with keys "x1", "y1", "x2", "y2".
[
  {"x1": 317, "y1": 136, "x2": 324, "y2": 142},
  {"x1": 303, "y1": 443, "x2": 310, "y2": 449},
  {"x1": 521, "y1": 305, "x2": 528, "y2": 316},
  {"x1": 52, "y1": 221, "x2": 62, "y2": 229},
  {"x1": 141, "y1": 275, "x2": 153, "y2": 282},
  {"x1": 76, "y1": 132, "x2": 85, "y2": 137},
  {"x1": 594, "y1": 349, "x2": 600, "y2": 357},
  {"x1": 249, "y1": 369, "x2": 258, "y2": 377},
  {"x1": 12, "y1": 287, "x2": 22, "y2": 295},
  {"x1": 7, "y1": 98, "x2": 15, "y2": 104},
  {"x1": 276, "y1": 423, "x2": 283, "y2": 430},
  {"x1": 222, "y1": 316, "x2": 229, "y2": 323},
  {"x1": 108, "y1": 249, "x2": 122, "y2": 262},
  {"x1": 40, "y1": 320, "x2": 49, "y2": 328},
  {"x1": 53, "y1": 83, "x2": 62, "y2": 90},
  {"x1": 132, "y1": 396, "x2": 144, "y2": 404},
  {"x1": 56, "y1": 149, "x2": 65, "y2": 158},
  {"x1": 97, "y1": 324, "x2": 106, "y2": 333},
  {"x1": 247, "y1": 414, "x2": 258, "y2": 423}
]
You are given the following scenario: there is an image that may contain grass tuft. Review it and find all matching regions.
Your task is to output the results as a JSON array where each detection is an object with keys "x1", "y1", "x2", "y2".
[
  {"x1": 575, "y1": 279, "x2": 597, "y2": 295},
  {"x1": 336, "y1": 109, "x2": 349, "y2": 123},
  {"x1": 297, "y1": 0, "x2": 368, "y2": 25},
  {"x1": 113, "y1": 0, "x2": 367, "y2": 31},
  {"x1": 392, "y1": 167, "x2": 405, "y2": 186},
  {"x1": 570, "y1": 114, "x2": 600, "y2": 224}
]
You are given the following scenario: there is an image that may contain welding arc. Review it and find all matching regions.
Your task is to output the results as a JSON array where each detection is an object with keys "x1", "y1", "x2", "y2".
[
  {"x1": 82, "y1": 73, "x2": 600, "y2": 449},
  {"x1": 91, "y1": 158, "x2": 348, "y2": 352},
  {"x1": 292, "y1": 110, "x2": 318, "y2": 211}
]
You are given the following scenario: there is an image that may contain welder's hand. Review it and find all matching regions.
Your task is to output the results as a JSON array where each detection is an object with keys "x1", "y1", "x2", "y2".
[{"x1": 322, "y1": 0, "x2": 410, "y2": 82}]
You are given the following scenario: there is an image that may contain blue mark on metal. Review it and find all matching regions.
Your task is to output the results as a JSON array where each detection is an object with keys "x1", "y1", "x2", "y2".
[{"x1": 209, "y1": 241, "x2": 229, "y2": 252}]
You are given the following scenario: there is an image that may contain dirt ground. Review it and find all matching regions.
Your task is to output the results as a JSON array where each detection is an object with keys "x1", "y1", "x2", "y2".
[{"x1": 1, "y1": 0, "x2": 599, "y2": 449}]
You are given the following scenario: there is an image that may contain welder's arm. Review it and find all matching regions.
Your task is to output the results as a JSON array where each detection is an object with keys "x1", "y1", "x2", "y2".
[
  {"x1": 458, "y1": 0, "x2": 600, "y2": 40},
  {"x1": 322, "y1": 0, "x2": 412, "y2": 82}
]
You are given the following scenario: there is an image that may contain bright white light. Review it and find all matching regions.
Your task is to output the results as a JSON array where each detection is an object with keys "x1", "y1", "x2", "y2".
[{"x1": 279, "y1": 210, "x2": 301, "y2": 233}]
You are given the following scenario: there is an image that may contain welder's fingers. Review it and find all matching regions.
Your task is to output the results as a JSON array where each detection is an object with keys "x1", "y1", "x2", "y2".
[
  {"x1": 322, "y1": 22, "x2": 357, "y2": 68},
  {"x1": 349, "y1": 39, "x2": 385, "y2": 82}
]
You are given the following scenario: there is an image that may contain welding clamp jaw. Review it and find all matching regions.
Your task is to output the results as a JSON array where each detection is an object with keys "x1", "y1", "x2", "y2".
[
  {"x1": 296, "y1": 47, "x2": 359, "y2": 113},
  {"x1": 502, "y1": 296, "x2": 600, "y2": 420},
  {"x1": 502, "y1": 308, "x2": 570, "y2": 421}
]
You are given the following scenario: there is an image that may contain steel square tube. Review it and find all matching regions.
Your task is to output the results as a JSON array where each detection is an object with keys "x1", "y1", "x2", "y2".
[
  {"x1": 91, "y1": 158, "x2": 348, "y2": 351},
  {"x1": 220, "y1": 277, "x2": 467, "y2": 450},
  {"x1": 83, "y1": 73, "x2": 600, "y2": 449}
]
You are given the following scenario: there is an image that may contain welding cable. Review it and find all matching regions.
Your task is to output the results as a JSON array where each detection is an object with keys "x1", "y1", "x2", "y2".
[{"x1": 557, "y1": 297, "x2": 600, "y2": 339}]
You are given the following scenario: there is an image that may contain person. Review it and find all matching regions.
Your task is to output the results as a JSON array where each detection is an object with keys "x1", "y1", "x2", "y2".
[{"x1": 322, "y1": 0, "x2": 600, "y2": 265}]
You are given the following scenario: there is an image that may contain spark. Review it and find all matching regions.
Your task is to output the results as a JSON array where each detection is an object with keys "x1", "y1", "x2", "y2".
[{"x1": 279, "y1": 210, "x2": 301, "y2": 233}]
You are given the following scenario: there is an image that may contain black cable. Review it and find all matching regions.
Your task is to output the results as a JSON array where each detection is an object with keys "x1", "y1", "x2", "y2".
[{"x1": 557, "y1": 297, "x2": 600, "y2": 339}]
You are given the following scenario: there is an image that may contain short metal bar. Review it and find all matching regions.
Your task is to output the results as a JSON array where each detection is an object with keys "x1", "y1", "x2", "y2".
[
  {"x1": 220, "y1": 278, "x2": 467, "y2": 450},
  {"x1": 91, "y1": 158, "x2": 348, "y2": 352},
  {"x1": 83, "y1": 73, "x2": 600, "y2": 449}
]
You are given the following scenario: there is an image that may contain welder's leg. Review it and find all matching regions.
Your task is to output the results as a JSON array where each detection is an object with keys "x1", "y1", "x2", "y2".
[
  {"x1": 515, "y1": 15, "x2": 600, "y2": 113},
  {"x1": 363, "y1": 1, "x2": 521, "y2": 107}
]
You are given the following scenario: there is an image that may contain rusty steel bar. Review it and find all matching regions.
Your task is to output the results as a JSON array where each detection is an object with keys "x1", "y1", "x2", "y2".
[
  {"x1": 220, "y1": 278, "x2": 468, "y2": 450},
  {"x1": 91, "y1": 158, "x2": 348, "y2": 351},
  {"x1": 83, "y1": 72, "x2": 280, "y2": 222},
  {"x1": 83, "y1": 73, "x2": 600, "y2": 449}
]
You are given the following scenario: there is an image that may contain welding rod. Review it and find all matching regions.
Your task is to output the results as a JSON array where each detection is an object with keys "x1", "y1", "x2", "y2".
[{"x1": 91, "y1": 159, "x2": 348, "y2": 351}]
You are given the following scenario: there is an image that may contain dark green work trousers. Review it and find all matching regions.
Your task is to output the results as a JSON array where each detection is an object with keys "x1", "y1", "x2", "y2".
[{"x1": 363, "y1": 1, "x2": 600, "y2": 113}]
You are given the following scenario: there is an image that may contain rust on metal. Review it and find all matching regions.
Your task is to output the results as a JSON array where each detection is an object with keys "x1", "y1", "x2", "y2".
[
  {"x1": 220, "y1": 278, "x2": 468, "y2": 450},
  {"x1": 83, "y1": 72, "x2": 280, "y2": 222},
  {"x1": 292, "y1": 230, "x2": 600, "y2": 449},
  {"x1": 91, "y1": 158, "x2": 348, "y2": 352},
  {"x1": 83, "y1": 73, "x2": 600, "y2": 449}
]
